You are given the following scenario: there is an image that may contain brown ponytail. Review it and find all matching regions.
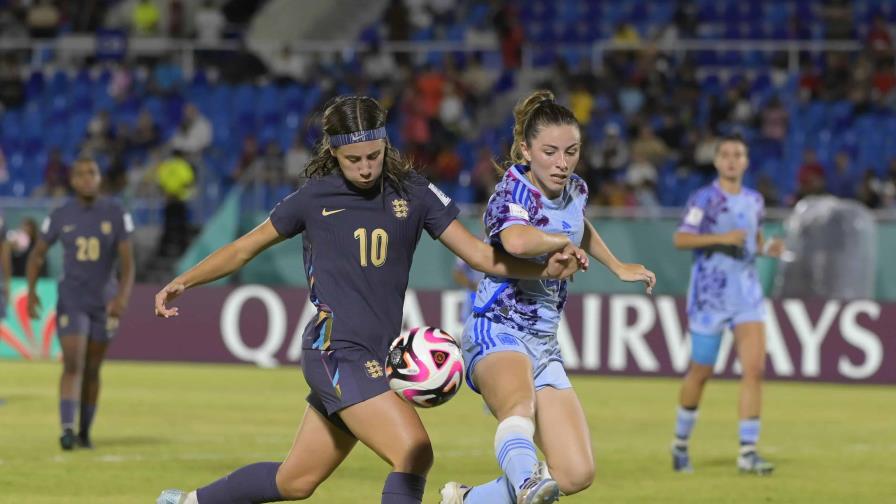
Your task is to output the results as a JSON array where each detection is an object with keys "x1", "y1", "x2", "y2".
[{"x1": 496, "y1": 90, "x2": 579, "y2": 175}]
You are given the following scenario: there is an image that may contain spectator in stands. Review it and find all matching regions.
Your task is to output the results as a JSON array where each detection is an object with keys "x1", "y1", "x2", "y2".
[
  {"x1": 612, "y1": 22, "x2": 642, "y2": 45},
  {"x1": 493, "y1": 2, "x2": 523, "y2": 68},
  {"x1": 627, "y1": 151, "x2": 658, "y2": 192},
  {"x1": 260, "y1": 140, "x2": 285, "y2": 186},
  {"x1": 728, "y1": 87, "x2": 754, "y2": 126},
  {"x1": 799, "y1": 61, "x2": 823, "y2": 102},
  {"x1": 632, "y1": 123, "x2": 671, "y2": 167},
  {"x1": 83, "y1": 110, "x2": 114, "y2": 155},
  {"x1": 757, "y1": 174, "x2": 781, "y2": 208},
  {"x1": 693, "y1": 129, "x2": 719, "y2": 177},
  {"x1": 460, "y1": 52, "x2": 496, "y2": 107},
  {"x1": 167, "y1": 0, "x2": 184, "y2": 37},
  {"x1": 586, "y1": 123, "x2": 629, "y2": 190},
  {"x1": 438, "y1": 81, "x2": 468, "y2": 138},
  {"x1": 796, "y1": 148, "x2": 827, "y2": 200},
  {"x1": 471, "y1": 146, "x2": 499, "y2": 203},
  {"x1": 432, "y1": 145, "x2": 462, "y2": 183},
  {"x1": 866, "y1": 13, "x2": 893, "y2": 53},
  {"x1": 131, "y1": 109, "x2": 161, "y2": 156},
  {"x1": 827, "y1": 150, "x2": 856, "y2": 199},
  {"x1": 133, "y1": 0, "x2": 161, "y2": 35},
  {"x1": 656, "y1": 111, "x2": 686, "y2": 150},
  {"x1": 569, "y1": 82, "x2": 593, "y2": 125},
  {"x1": 760, "y1": 97, "x2": 789, "y2": 146},
  {"x1": 284, "y1": 134, "x2": 310, "y2": 187},
  {"x1": 195, "y1": 0, "x2": 226, "y2": 44},
  {"x1": 156, "y1": 150, "x2": 194, "y2": 257},
  {"x1": 26, "y1": 0, "x2": 61, "y2": 38},
  {"x1": 34, "y1": 147, "x2": 69, "y2": 197},
  {"x1": 384, "y1": 0, "x2": 410, "y2": 41},
  {"x1": 872, "y1": 59, "x2": 896, "y2": 105},
  {"x1": 230, "y1": 135, "x2": 260, "y2": 184},
  {"x1": 0, "y1": 57, "x2": 25, "y2": 111},
  {"x1": 169, "y1": 103, "x2": 213, "y2": 159},
  {"x1": 271, "y1": 44, "x2": 311, "y2": 84},
  {"x1": 0, "y1": 8, "x2": 28, "y2": 39},
  {"x1": 881, "y1": 162, "x2": 896, "y2": 207},
  {"x1": 856, "y1": 170, "x2": 883, "y2": 209},
  {"x1": 360, "y1": 41, "x2": 395, "y2": 86},
  {"x1": 820, "y1": 0, "x2": 854, "y2": 41}
]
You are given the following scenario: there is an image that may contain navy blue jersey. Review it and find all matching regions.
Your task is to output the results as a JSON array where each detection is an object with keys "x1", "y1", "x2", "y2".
[
  {"x1": 40, "y1": 198, "x2": 133, "y2": 309},
  {"x1": 270, "y1": 172, "x2": 459, "y2": 355}
]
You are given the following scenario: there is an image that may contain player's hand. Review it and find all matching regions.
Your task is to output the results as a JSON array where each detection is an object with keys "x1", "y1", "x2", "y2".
[
  {"x1": 545, "y1": 249, "x2": 581, "y2": 281},
  {"x1": 614, "y1": 262, "x2": 657, "y2": 294},
  {"x1": 762, "y1": 238, "x2": 785, "y2": 258},
  {"x1": 719, "y1": 230, "x2": 747, "y2": 247},
  {"x1": 27, "y1": 291, "x2": 41, "y2": 319},
  {"x1": 562, "y1": 243, "x2": 589, "y2": 271},
  {"x1": 154, "y1": 282, "x2": 185, "y2": 318},
  {"x1": 106, "y1": 295, "x2": 128, "y2": 318}
]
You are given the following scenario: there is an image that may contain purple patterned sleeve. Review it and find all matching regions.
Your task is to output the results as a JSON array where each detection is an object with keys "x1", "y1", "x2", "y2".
[
  {"x1": 678, "y1": 190, "x2": 709, "y2": 233},
  {"x1": 484, "y1": 179, "x2": 531, "y2": 239}
]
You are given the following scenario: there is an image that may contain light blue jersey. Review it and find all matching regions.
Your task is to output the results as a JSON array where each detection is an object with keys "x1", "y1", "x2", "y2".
[
  {"x1": 472, "y1": 164, "x2": 588, "y2": 335},
  {"x1": 461, "y1": 165, "x2": 587, "y2": 393},
  {"x1": 679, "y1": 180, "x2": 766, "y2": 338}
]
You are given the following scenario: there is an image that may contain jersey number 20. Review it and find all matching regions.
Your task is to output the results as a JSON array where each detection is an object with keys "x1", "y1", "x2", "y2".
[
  {"x1": 75, "y1": 236, "x2": 101, "y2": 262},
  {"x1": 354, "y1": 228, "x2": 388, "y2": 267}
]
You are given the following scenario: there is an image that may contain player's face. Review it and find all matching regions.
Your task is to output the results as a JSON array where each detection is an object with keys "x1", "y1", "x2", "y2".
[
  {"x1": 333, "y1": 139, "x2": 385, "y2": 190},
  {"x1": 522, "y1": 124, "x2": 581, "y2": 198},
  {"x1": 70, "y1": 161, "x2": 102, "y2": 198},
  {"x1": 714, "y1": 141, "x2": 749, "y2": 180}
]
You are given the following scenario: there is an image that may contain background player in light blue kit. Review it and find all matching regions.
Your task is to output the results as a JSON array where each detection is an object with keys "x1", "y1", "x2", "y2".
[
  {"x1": 440, "y1": 90, "x2": 656, "y2": 504},
  {"x1": 670, "y1": 135, "x2": 784, "y2": 475}
]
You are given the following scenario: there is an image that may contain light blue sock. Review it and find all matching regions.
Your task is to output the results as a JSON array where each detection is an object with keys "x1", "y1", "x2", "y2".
[
  {"x1": 739, "y1": 417, "x2": 761, "y2": 446},
  {"x1": 674, "y1": 406, "x2": 698, "y2": 446},
  {"x1": 494, "y1": 416, "x2": 538, "y2": 491},
  {"x1": 464, "y1": 476, "x2": 514, "y2": 504}
]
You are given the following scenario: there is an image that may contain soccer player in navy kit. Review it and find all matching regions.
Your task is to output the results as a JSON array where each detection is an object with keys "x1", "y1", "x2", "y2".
[
  {"x1": 669, "y1": 136, "x2": 783, "y2": 475},
  {"x1": 26, "y1": 158, "x2": 135, "y2": 450},
  {"x1": 155, "y1": 96, "x2": 584, "y2": 504}
]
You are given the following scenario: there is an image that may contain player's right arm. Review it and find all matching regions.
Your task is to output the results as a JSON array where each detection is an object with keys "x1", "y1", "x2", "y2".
[
  {"x1": 439, "y1": 220, "x2": 582, "y2": 281},
  {"x1": 499, "y1": 224, "x2": 571, "y2": 258},
  {"x1": 26, "y1": 212, "x2": 60, "y2": 319},
  {"x1": 673, "y1": 230, "x2": 746, "y2": 249},
  {"x1": 154, "y1": 219, "x2": 284, "y2": 317}
]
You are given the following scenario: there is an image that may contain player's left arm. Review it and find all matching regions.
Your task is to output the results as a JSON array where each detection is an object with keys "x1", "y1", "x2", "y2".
[
  {"x1": 583, "y1": 219, "x2": 656, "y2": 294},
  {"x1": 108, "y1": 239, "x2": 135, "y2": 318},
  {"x1": 439, "y1": 220, "x2": 582, "y2": 281}
]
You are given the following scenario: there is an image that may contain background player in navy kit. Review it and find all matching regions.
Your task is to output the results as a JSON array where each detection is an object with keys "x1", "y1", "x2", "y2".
[
  {"x1": 26, "y1": 158, "x2": 135, "y2": 450},
  {"x1": 154, "y1": 96, "x2": 583, "y2": 504},
  {"x1": 669, "y1": 136, "x2": 784, "y2": 475}
]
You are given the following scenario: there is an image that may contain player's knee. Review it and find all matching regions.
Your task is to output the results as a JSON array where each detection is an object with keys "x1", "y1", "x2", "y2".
[
  {"x1": 551, "y1": 460, "x2": 595, "y2": 495},
  {"x1": 392, "y1": 436, "x2": 434, "y2": 475},
  {"x1": 687, "y1": 363, "x2": 713, "y2": 383},
  {"x1": 276, "y1": 475, "x2": 318, "y2": 500},
  {"x1": 496, "y1": 398, "x2": 536, "y2": 420},
  {"x1": 62, "y1": 357, "x2": 84, "y2": 376},
  {"x1": 741, "y1": 363, "x2": 764, "y2": 382},
  {"x1": 83, "y1": 365, "x2": 101, "y2": 381}
]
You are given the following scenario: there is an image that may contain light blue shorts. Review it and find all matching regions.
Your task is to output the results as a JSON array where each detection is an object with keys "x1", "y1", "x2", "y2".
[
  {"x1": 688, "y1": 302, "x2": 765, "y2": 366},
  {"x1": 461, "y1": 315, "x2": 571, "y2": 394}
]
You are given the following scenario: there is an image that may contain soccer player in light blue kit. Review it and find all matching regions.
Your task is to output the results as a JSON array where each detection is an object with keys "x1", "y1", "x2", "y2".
[
  {"x1": 670, "y1": 135, "x2": 783, "y2": 475},
  {"x1": 440, "y1": 90, "x2": 656, "y2": 504}
]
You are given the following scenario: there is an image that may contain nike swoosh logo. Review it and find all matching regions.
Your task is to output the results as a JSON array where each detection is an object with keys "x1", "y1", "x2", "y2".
[
  {"x1": 321, "y1": 208, "x2": 346, "y2": 216},
  {"x1": 62, "y1": 225, "x2": 75, "y2": 232}
]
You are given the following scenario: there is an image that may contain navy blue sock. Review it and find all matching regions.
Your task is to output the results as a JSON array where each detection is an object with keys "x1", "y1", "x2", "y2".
[
  {"x1": 60, "y1": 399, "x2": 78, "y2": 431},
  {"x1": 79, "y1": 404, "x2": 96, "y2": 437},
  {"x1": 381, "y1": 472, "x2": 426, "y2": 504},
  {"x1": 196, "y1": 462, "x2": 282, "y2": 504}
]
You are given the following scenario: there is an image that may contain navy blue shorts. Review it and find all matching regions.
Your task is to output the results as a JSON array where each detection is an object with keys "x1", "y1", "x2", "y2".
[
  {"x1": 57, "y1": 300, "x2": 116, "y2": 342},
  {"x1": 302, "y1": 346, "x2": 391, "y2": 436}
]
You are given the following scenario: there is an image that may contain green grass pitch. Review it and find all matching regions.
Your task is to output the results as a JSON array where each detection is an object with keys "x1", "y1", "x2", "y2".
[{"x1": 1, "y1": 360, "x2": 894, "y2": 503}]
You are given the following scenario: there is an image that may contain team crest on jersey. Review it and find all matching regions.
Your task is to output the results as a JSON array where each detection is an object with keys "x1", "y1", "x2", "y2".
[
  {"x1": 59, "y1": 315, "x2": 69, "y2": 328},
  {"x1": 392, "y1": 199, "x2": 409, "y2": 219},
  {"x1": 364, "y1": 360, "x2": 384, "y2": 379},
  {"x1": 101, "y1": 221, "x2": 112, "y2": 235}
]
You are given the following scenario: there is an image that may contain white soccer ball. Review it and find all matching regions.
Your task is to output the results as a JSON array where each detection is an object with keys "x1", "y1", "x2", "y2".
[{"x1": 386, "y1": 326, "x2": 464, "y2": 408}]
